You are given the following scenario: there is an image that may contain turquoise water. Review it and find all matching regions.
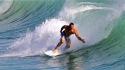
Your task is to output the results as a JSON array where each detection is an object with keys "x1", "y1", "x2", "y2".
[{"x1": 0, "y1": 0, "x2": 125, "y2": 70}]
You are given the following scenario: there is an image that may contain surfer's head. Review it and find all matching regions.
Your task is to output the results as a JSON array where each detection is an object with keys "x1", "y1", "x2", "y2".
[{"x1": 69, "y1": 22, "x2": 74, "y2": 29}]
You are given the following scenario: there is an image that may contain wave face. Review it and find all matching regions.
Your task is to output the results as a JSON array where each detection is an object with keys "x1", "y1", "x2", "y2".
[{"x1": 0, "y1": 0, "x2": 125, "y2": 70}]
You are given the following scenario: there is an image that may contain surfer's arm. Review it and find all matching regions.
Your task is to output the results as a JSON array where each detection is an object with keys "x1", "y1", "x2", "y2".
[
  {"x1": 60, "y1": 26, "x2": 65, "y2": 33},
  {"x1": 60, "y1": 25, "x2": 68, "y2": 33},
  {"x1": 74, "y1": 30, "x2": 85, "y2": 43}
]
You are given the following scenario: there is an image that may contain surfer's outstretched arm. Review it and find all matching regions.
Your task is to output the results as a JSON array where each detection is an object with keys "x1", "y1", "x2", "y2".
[{"x1": 74, "y1": 30, "x2": 85, "y2": 43}]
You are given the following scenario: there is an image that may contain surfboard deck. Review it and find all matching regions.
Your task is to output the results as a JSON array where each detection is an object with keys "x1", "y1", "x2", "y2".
[{"x1": 44, "y1": 50, "x2": 60, "y2": 57}]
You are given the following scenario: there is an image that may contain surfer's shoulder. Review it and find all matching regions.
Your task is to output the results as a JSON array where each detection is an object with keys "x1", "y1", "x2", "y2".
[
  {"x1": 73, "y1": 28, "x2": 77, "y2": 33},
  {"x1": 64, "y1": 25, "x2": 68, "y2": 27}
]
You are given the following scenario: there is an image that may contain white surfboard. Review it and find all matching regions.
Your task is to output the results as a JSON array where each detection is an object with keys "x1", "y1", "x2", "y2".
[{"x1": 44, "y1": 50, "x2": 61, "y2": 57}]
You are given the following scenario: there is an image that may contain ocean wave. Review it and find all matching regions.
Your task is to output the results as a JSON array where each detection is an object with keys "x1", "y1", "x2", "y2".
[
  {"x1": 0, "y1": 0, "x2": 124, "y2": 65},
  {"x1": 0, "y1": 0, "x2": 13, "y2": 15}
]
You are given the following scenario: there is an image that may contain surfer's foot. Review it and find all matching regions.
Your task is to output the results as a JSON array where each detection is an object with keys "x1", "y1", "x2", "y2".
[{"x1": 53, "y1": 49, "x2": 56, "y2": 53}]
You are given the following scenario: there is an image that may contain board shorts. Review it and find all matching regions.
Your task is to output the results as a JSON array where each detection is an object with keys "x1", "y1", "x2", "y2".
[{"x1": 60, "y1": 31, "x2": 71, "y2": 43}]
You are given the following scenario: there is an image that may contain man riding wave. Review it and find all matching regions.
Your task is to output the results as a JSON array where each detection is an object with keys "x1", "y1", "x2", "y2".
[{"x1": 53, "y1": 22, "x2": 85, "y2": 53}]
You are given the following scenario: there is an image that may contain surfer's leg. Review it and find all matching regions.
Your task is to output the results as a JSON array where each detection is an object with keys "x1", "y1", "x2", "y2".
[
  {"x1": 65, "y1": 36, "x2": 71, "y2": 49},
  {"x1": 53, "y1": 32, "x2": 65, "y2": 53},
  {"x1": 53, "y1": 39, "x2": 64, "y2": 53},
  {"x1": 65, "y1": 42, "x2": 71, "y2": 49}
]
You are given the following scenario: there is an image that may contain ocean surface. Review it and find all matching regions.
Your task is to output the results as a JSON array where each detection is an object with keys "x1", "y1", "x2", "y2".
[{"x1": 0, "y1": 0, "x2": 125, "y2": 70}]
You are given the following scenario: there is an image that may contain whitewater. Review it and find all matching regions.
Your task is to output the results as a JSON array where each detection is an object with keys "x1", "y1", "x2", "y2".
[{"x1": 0, "y1": 0, "x2": 125, "y2": 70}]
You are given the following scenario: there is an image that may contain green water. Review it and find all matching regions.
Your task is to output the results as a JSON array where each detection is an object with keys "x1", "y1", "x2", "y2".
[{"x1": 0, "y1": 0, "x2": 125, "y2": 70}]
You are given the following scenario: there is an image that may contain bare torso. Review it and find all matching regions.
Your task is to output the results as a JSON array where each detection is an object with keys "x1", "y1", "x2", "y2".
[
  {"x1": 53, "y1": 24, "x2": 85, "y2": 53},
  {"x1": 64, "y1": 25, "x2": 76, "y2": 36}
]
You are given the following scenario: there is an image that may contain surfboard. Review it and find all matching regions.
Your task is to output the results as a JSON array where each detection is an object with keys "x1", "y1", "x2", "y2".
[{"x1": 44, "y1": 50, "x2": 60, "y2": 57}]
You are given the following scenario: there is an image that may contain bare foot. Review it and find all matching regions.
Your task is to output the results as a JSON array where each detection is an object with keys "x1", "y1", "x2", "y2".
[{"x1": 53, "y1": 49, "x2": 56, "y2": 53}]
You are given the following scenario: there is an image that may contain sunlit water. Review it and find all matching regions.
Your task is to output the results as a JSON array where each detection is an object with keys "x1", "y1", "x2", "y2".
[{"x1": 0, "y1": 0, "x2": 125, "y2": 70}]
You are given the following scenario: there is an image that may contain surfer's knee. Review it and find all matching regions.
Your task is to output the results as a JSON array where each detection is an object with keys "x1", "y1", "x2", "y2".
[
  {"x1": 61, "y1": 39, "x2": 64, "y2": 43},
  {"x1": 66, "y1": 43, "x2": 71, "y2": 48},
  {"x1": 68, "y1": 43, "x2": 71, "y2": 47}
]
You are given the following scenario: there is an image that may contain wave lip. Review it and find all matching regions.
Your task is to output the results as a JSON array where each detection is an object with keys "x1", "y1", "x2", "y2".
[
  {"x1": 7, "y1": 0, "x2": 125, "y2": 57},
  {"x1": 0, "y1": 0, "x2": 13, "y2": 15}
]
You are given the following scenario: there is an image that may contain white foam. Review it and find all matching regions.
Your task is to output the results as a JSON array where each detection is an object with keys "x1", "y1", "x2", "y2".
[
  {"x1": 7, "y1": 19, "x2": 68, "y2": 57},
  {"x1": 6, "y1": 1, "x2": 125, "y2": 57}
]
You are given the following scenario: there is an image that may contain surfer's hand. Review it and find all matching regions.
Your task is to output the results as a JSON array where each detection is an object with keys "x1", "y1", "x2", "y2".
[{"x1": 81, "y1": 39, "x2": 85, "y2": 43}]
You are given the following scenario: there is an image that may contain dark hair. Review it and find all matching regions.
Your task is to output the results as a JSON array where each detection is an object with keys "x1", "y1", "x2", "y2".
[{"x1": 69, "y1": 22, "x2": 74, "y2": 26}]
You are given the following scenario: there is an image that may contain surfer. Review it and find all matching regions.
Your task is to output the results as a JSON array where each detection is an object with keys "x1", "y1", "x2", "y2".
[{"x1": 53, "y1": 22, "x2": 85, "y2": 53}]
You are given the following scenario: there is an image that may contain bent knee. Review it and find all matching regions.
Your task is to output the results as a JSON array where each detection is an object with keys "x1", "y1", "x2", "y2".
[
  {"x1": 61, "y1": 39, "x2": 65, "y2": 43},
  {"x1": 67, "y1": 43, "x2": 71, "y2": 48}
]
